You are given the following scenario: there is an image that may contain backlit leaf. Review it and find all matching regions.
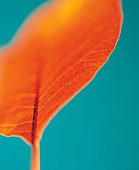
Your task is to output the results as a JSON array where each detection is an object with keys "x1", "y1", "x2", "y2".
[{"x1": 0, "y1": 0, "x2": 123, "y2": 170}]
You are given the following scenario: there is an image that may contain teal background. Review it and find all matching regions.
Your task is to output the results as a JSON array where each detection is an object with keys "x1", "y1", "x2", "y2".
[{"x1": 0, "y1": 0, "x2": 139, "y2": 170}]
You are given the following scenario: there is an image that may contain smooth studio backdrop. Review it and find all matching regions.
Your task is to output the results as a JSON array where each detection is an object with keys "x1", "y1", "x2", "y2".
[{"x1": 0, "y1": 1, "x2": 139, "y2": 170}]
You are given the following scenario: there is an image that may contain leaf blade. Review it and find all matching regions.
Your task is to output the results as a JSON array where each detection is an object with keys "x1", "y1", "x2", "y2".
[{"x1": 0, "y1": 0, "x2": 123, "y2": 144}]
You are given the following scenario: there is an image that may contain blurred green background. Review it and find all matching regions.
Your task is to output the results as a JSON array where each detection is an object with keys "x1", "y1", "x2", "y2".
[{"x1": 0, "y1": 0, "x2": 139, "y2": 170}]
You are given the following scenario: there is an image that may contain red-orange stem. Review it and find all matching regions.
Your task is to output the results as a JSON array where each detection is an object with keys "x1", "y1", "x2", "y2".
[{"x1": 31, "y1": 140, "x2": 40, "y2": 170}]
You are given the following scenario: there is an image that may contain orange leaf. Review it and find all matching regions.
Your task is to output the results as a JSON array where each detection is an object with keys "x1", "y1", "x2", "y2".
[{"x1": 0, "y1": 0, "x2": 123, "y2": 170}]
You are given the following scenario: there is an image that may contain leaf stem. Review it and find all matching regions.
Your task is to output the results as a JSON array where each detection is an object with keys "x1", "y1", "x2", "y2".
[{"x1": 31, "y1": 140, "x2": 40, "y2": 170}]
